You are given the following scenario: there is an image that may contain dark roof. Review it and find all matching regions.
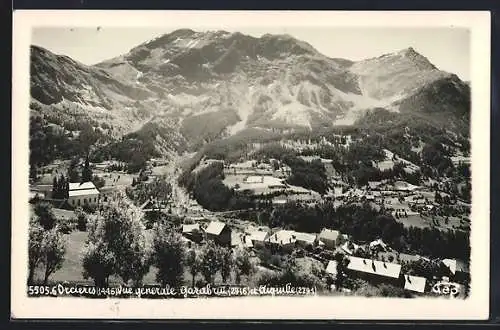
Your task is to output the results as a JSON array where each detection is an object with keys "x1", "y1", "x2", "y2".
[{"x1": 456, "y1": 259, "x2": 470, "y2": 273}]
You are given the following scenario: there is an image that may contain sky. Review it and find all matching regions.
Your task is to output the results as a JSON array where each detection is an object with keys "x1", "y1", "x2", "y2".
[{"x1": 31, "y1": 26, "x2": 470, "y2": 81}]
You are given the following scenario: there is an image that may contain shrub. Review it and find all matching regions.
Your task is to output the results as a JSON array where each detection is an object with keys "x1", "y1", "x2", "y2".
[
  {"x1": 34, "y1": 201, "x2": 57, "y2": 230},
  {"x1": 75, "y1": 208, "x2": 88, "y2": 231},
  {"x1": 57, "y1": 219, "x2": 76, "y2": 234},
  {"x1": 378, "y1": 284, "x2": 412, "y2": 298},
  {"x1": 82, "y1": 203, "x2": 97, "y2": 214}
]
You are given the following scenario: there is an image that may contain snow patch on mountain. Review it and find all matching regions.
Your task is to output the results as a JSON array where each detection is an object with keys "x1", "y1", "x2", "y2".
[
  {"x1": 271, "y1": 102, "x2": 313, "y2": 129},
  {"x1": 226, "y1": 83, "x2": 257, "y2": 135},
  {"x1": 167, "y1": 93, "x2": 209, "y2": 107}
]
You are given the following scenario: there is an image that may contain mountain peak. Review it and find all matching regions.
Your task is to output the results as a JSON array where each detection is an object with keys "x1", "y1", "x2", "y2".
[
  {"x1": 258, "y1": 33, "x2": 318, "y2": 56},
  {"x1": 169, "y1": 28, "x2": 196, "y2": 38},
  {"x1": 399, "y1": 46, "x2": 417, "y2": 55},
  {"x1": 396, "y1": 47, "x2": 436, "y2": 70},
  {"x1": 261, "y1": 33, "x2": 294, "y2": 40}
]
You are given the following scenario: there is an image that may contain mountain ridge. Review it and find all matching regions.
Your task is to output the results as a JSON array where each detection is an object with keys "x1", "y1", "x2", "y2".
[{"x1": 29, "y1": 29, "x2": 470, "y2": 159}]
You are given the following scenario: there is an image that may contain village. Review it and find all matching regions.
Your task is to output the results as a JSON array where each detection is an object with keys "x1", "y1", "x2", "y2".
[{"x1": 28, "y1": 139, "x2": 471, "y2": 298}]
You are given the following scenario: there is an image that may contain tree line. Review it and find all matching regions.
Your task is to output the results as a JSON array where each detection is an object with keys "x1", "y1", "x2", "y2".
[
  {"x1": 179, "y1": 162, "x2": 254, "y2": 211},
  {"x1": 29, "y1": 115, "x2": 106, "y2": 179},
  {"x1": 260, "y1": 201, "x2": 469, "y2": 260}
]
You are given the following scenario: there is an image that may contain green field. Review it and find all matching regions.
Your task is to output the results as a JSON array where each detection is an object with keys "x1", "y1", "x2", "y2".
[
  {"x1": 94, "y1": 171, "x2": 135, "y2": 187},
  {"x1": 393, "y1": 213, "x2": 466, "y2": 232}
]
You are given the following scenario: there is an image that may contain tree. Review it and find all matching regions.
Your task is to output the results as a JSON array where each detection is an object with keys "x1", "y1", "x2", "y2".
[
  {"x1": 185, "y1": 249, "x2": 201, "y2": 287},
  {"x1": 75, "y1": 207, "x2": 88, "y2": 231},
  {"x1": 34, "y1": 201, "x2": 57, "y2": 230},
  {"x1": 52, "y1": 176, "x2": 58, "y2": 199},
  {"x1": 28, "y1": 215, "x2": 45, "y2": 284},
  {"x1": 92, "y1": 175, "x2": 105, "y2": 189},
  {"x1": 233, "y1": 247, "x2": 255, "y2": 284},
  {"x1": 151, "y1": 223, "x2": 186, "y2": 287},
  {"x1": 52, "y1": 175, "x2": 70, "y2": 200},
  {"x1": 117, "y1": 218, "x2": 151, "y2": 286},
  {"x1": 199, "y1": 240, "x2": 223, "y2": 284},
  {"x1": 68, "y1": 158, "x2": 80, "y2": 183},
  {"x1": 30, "y1": 164, "x2": 38, "y2": 181},
  {"x1": 82, "y1": 215, "x2": 116, "y2": 287},
  {"x1": 334, "y1": 253, "x2": 350, "y2": 291},
  {"x1": 78, "y1": 122, "x2": 99, "y2": 154},
  {"x1": 64, "y1": 178, "x2": 70, "y2": 199},
  {"x1": 460, "y1": 182, "x2": 471, "y2": 202},
  {"x1": 81, "y1": 156, "x2": 93, "y2": 183},
  {"x1": 220, "y1": 247, "x2": 234, "y2": 284},
  {"x1": 435, "y1": 191, "x2": 442, "y2": 204},
  {"x1": 41, "y1": 228, "x2": 66, "y2": 284},
  {"x1": 82, "y1": 195, "x2": 150, "y2": 286},
  {"x1": 104, "y1": 198, "x2": 150, "y2": 285}
]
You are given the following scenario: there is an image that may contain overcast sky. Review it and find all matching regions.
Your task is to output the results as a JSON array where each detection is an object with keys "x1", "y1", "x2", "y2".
[{"x1": 32, "y1": 27, "x2": 470, "y2": 81}]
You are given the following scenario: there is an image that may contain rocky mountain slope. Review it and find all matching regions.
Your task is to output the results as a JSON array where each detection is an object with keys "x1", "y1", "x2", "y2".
[{"x1": 29, "y1": 29, "x2": 471, "y2": 156}]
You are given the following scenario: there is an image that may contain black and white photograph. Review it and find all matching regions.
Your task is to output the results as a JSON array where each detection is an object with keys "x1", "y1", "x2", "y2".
[{"x1": 12, "y1": 11, "x2": 490, "y2": 319}]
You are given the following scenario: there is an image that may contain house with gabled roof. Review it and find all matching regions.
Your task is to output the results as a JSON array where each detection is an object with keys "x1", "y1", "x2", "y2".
[
  {"x1": 441, "y1": 258, "x2": 470, "y2": 282},
  {"x1": 247, "y1": 230, "x2": 270, "y2": 249},
  {"x1": 67, "y1": 182, "x2": 100, "y2": 207},
  {"x1": 404, "y1": 274, "x2": 427, "y2": 293},
  {"x1": 204, "y1": 221, "x2": 231, "y2": 246},
  {"x1": 347, "y1": 256, "x2": 402, "y2": 285},
  {"x1": 294, "y1": 231, "x2": 318, "y2": 249},
  {"x1": 318, "y1": 228, "x2": 343, "y2": 250},
  {"x1": 265, "y1": 230, "x2": 297, "y2": 252}
]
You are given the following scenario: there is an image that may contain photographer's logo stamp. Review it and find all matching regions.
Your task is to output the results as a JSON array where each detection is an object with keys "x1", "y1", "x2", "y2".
[{"x1": 431, "y1": 281, "x2": 461, "y2": 297}]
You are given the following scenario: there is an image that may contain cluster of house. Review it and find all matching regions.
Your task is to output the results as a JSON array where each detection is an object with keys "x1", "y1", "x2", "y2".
[
  {"x1": 277, "y1": 135, "x2": 353, "y2": 153},
  {"x1": 219, "y1": 158, "x2": 321, "y2": 203},
  {"x1": 222, "y1": 159, "x2": 292, "y2": 179},
  {"x1": 180, "y1": 220, "x2": 343, "y2": 250},
  {"x1": 324, "y1": 253, "x2": 469, "y2": 294},
  {"x1": 330, "y1": 181, "x2": 442, "y2": 217},
  {"x1": 180, "y1": 219, "x2": 469, "y2": 295},
  {"x1": 91, "y1": 160, "x2": 126, "y2": 172},
  {"x1": 450, "y1": 155, "x2": 471, "y2": 166},
  {"x1": 325, "y1": 256, "x2": 428, "y2": 293}
]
